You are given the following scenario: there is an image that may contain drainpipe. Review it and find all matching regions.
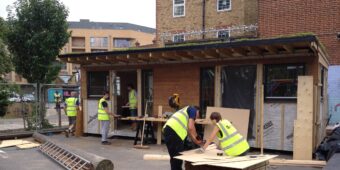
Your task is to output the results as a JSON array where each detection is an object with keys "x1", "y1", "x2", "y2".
[{"x1": 202, "y1": 0, "x2": 206, "y2": 39}]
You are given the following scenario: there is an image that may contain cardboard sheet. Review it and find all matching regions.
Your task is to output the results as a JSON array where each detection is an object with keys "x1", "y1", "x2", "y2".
[
  {"x1": 203, "y1": 107, "x2": 250, "y2": 144},
  {"x1": 0, "y1": 140, "x2": 31, "y2": 148},
  {"x1": 176, "y1": 147, "x2": 277, "y2": 169},
  {"x1": 16, "y1": 142, "x2": 41, "y2": 149}
]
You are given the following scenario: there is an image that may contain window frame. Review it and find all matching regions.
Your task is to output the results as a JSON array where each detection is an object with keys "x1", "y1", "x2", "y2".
[
  {"x1": 264, "y1": 63, "x2": 306, "y2": 100},
  {"x1": 216, "y1": 29, "x2": 231, "y2": 39},
  {"x1": 173, "y1": 34, "x2": 185, "y2": 43},
  {"x1": 90, "y1": 37, "x2": 109, "y2": 48},
  {"x1": 173, "y1": 0, "x2": 185, "y2": 17},
  {"x1": 217, "y1": 0, "x2": 232, "y2": 12},
  {"x1": 87, "y1": 71, "x2": 109, "y2": 98},
  {"x1": 113, "y1": 38, "x2": 132, "y2": 48}
]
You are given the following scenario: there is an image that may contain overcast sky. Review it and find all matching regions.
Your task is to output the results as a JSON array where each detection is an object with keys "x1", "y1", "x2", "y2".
[{"x1": 0, "y1": 0, "x2": 156, "y2": 28}]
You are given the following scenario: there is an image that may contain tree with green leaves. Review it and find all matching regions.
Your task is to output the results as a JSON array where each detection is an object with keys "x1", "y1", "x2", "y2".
[
  {"x1": 6, "y1": 0, "x2": 70, "y2": 124},
  {"x1": 6, "y1": 0, "x2": 70, "y2": 84},
  {"x1": 0, "y1": 17, "x2": 13, "y2": 117}
]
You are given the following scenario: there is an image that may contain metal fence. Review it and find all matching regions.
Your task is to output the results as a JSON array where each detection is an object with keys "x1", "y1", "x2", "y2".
[{"x1": 0, "y1": 83, "x2": 79, "y2": 134}]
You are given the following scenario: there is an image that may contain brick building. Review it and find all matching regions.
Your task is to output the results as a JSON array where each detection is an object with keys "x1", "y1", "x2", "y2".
[
  {"x1": 156, "y1": 0, "x2": 258, "y2": 44},
  {"x1": 258, "y1": 0, "x2": 340, "y2": 65}
]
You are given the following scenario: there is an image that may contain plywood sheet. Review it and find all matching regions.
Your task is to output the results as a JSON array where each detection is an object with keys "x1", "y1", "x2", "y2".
[
  {"x1": 293, "y1": 120, "x2": 313, "y2": 160},
  {"x1": 0, "y1": 140, "x2": 31, "y2": 148},
  {"x1": 204, "y1": 107, "x2": 250, "y2": 144},
  {"x1": 293, "y1": 76, "x2": 314, "y2": 160},
  {"x1": 175, "y1": 153, "x2": 277, "y2": 169},
  {"x1": 16, "y1": 142, "x2": 41, "y2": 149}
]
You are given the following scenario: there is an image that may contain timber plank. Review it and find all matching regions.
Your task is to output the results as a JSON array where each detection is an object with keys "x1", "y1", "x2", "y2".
[
  {"x1": 293, "y1": 76, "x2": 314, "y2": 160},
  {"x1": 204, "y1": 107, "x2": 250, "y2": 144}
]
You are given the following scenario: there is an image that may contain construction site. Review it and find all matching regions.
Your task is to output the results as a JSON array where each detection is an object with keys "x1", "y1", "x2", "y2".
[{"x1": 1, "y1": 0, "x2": 340, "y2": 170}]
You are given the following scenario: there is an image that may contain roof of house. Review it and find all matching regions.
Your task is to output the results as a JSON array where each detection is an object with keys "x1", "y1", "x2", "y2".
[
  {"x1": 58, "y1": 35, "x2": 329, "y2": 66},
  {"x1": 68, "y1": 19, "x2": 155, "y2": 34}
]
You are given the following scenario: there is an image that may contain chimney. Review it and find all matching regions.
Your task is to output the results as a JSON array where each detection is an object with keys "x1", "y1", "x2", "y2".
[{"x1": 80, "y1": 19, "x2": 90, "y2": 22}]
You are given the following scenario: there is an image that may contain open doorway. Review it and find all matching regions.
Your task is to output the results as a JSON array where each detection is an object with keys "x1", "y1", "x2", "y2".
[{"x1": 115, "y1": 71, "x2": 137, "y2": 136}]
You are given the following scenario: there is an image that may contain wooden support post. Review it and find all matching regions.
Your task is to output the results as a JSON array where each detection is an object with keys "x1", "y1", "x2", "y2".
[
  {"x1": 157, "y1": 105, "x2": 163, "y2": 145},
  {"x1": 75, "y1": 109, "x2": 83, "y2": 137},
  {"x1": 260, "y1": 85, "x2": 264, "y2": 155},
  {"x1": 214, "y1": 66, "x2": 222, "y2": 107},
  {"x1": 137, "y1": 69, "x2": 142, "y2": 116},
  {"x1": 255, "y1": 64, "x2": 263, "y2": 148},
  {"x1": 280, "y1": 104, "x2": 285, "y2": 150}
]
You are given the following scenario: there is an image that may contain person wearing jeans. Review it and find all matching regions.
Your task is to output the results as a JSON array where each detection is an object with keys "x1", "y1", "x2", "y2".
[{"x1": 97, "y1": 91, "x2": 120, "y2": 145}]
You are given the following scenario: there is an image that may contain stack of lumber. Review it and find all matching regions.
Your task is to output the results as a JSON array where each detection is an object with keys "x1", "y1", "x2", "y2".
[{"x1": 0, "y1": 139, "x2": 40, "y2": 149}]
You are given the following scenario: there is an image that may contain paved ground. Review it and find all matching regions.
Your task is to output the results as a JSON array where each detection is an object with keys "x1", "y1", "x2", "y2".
[
  {"x1": 0, "y1": 134, "x2": 170, "y2": 170},
  {"x1": 0, "y1": 106, "x2": 69, "y2": 131}
]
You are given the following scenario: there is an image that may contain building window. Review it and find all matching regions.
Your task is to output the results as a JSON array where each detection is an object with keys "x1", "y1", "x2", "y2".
[
  {"x1": 90, "y1": 37, "x2": 108, "y2": 48},
  {"x1": 173, "y1": 34, "x2": 185, "y2": 43},
  {"x1": 88, "y1": 71, "x2": 109, "y2": 98},
  {"x1": 173, "y1": 0, "x2": 185, "y2": 17},
  {"x1": 217, "y1": 30, "x2": 230, "y2": 39},
  {"x1": 217, "y1": 0, "x2": 231, "y2": 11},
  {"x1": 264, "y1": 64, "x2": 305, "y2": 99},
  {"x1": 114, "y1": 38, "x2": 131, "y2": 48}
]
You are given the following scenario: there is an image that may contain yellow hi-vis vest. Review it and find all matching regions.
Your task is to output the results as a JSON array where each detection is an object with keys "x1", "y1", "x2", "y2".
[
  {"x1": 65, "y1": 97, "x2": 77, "y2": 117},
  {"x1": 163, "y1": 106, "x2": 189, "y2": 141},
  {"x1": 217, "y1": 120, "x2": 250, "y2": 156},
  {"x1": 98, "y1": 98, "x2": 109, "y2": 120},
  {"x1": 129, "y1": 89, "x2": 137, "y2": 109}
]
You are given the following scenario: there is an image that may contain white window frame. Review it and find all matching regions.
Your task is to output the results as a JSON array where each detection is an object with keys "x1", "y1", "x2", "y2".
[
  {"x1": 173, "y1": 0, "x2": 185, "y2": 17},
  {"x1": 173, "y1": 34, "x2": 185, "y2": 43},
  {"x1": 216, "y1": 29, "x2": 231, "y2": 39},
  {"x1": 217, "y1": 0, "x2": 232, "y2": 12}
]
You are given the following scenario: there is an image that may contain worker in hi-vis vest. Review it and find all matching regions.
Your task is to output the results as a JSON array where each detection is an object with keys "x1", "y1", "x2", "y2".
[
  {"x1": 98, "y1": 91, "x2": 120, "y2": 145},
  {"x1": 202, "y1": 112, "x2": 250, "y2": 156},
  {"x1": 125, "y1": 84, "x2": 137, "y2": 130},
  {"x1": 54, "y1": 91, "x2": 61, "y2": 109},
  {"x1": 64, "y1": 91, "x2": 79, "y2": 137},
  {"x1": 163, "y1": 106, "x2": 203, "y2": 170}
]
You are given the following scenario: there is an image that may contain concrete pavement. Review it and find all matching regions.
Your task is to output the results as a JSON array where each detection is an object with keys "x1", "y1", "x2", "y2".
[{"x1": 0, "y1": 134, "x2": 170, "y2": 170}]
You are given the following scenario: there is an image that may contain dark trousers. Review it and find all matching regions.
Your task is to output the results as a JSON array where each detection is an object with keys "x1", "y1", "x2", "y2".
[{"x1": 164, "y1": 126, "x2": 184, "y2": 170}]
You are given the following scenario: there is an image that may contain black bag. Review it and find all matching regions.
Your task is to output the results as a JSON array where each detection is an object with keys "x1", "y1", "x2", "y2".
[{"x1": 315, "y1": 126, "x2": 340, "y2": 161}]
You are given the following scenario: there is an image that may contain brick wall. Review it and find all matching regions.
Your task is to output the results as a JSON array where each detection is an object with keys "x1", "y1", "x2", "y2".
[
  {"x1": 153, "y1": 64, "x2": 200, "y2": 114},
  {"x1": 258, "y1": 0, "x2": 340, "y2": 65},
  {"x1": 156, "y1": 0, "x2": 258, "y2": 44}
]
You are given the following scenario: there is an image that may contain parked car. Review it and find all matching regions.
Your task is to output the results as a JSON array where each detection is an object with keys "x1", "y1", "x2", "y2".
[
  {"x1": 8, "y1": 93, "x2": 21, "y2": 102},
  {"x1": 22, "y1": 94, "x2": 35, "y2": 102}
]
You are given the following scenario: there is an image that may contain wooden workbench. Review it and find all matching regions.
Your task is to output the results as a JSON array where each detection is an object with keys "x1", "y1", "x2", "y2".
[{"x1": 118, "y1": 117, "x2": 210, "y2": 145}]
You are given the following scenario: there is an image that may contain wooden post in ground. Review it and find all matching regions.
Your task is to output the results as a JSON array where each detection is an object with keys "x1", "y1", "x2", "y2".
[
  {"x1": 260, "y1": 85, "x2": 264, "y2": 155},
  {"x1": 75, "y1": 109, "x2": 83, "y2": 137},
  {"x1": 157, "y1": 105, "x2": 163, "y2": 145}
]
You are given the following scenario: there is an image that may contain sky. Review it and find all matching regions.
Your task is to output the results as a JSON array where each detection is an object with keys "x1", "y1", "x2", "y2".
[{"x1": 0, "y1": 0, "x2": 156, "y2": 28}]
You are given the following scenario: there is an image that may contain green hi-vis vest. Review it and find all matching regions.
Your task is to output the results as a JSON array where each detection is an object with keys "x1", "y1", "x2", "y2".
[
  {"x1": 129, "y1": 90, "x2": 137, "y2": 109},
  {"x1": 216, "y1": 120, "x2": 250, "y2": 156},
  {"x1": 65, "y1": 97, "x2": 77, "y2": 117},
  {"x1": 98, "y1": 98, "x2": 109, "y2": 120},
  {"x1": 163, "y1": 106, "x2": 189, "y2": 141}
]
